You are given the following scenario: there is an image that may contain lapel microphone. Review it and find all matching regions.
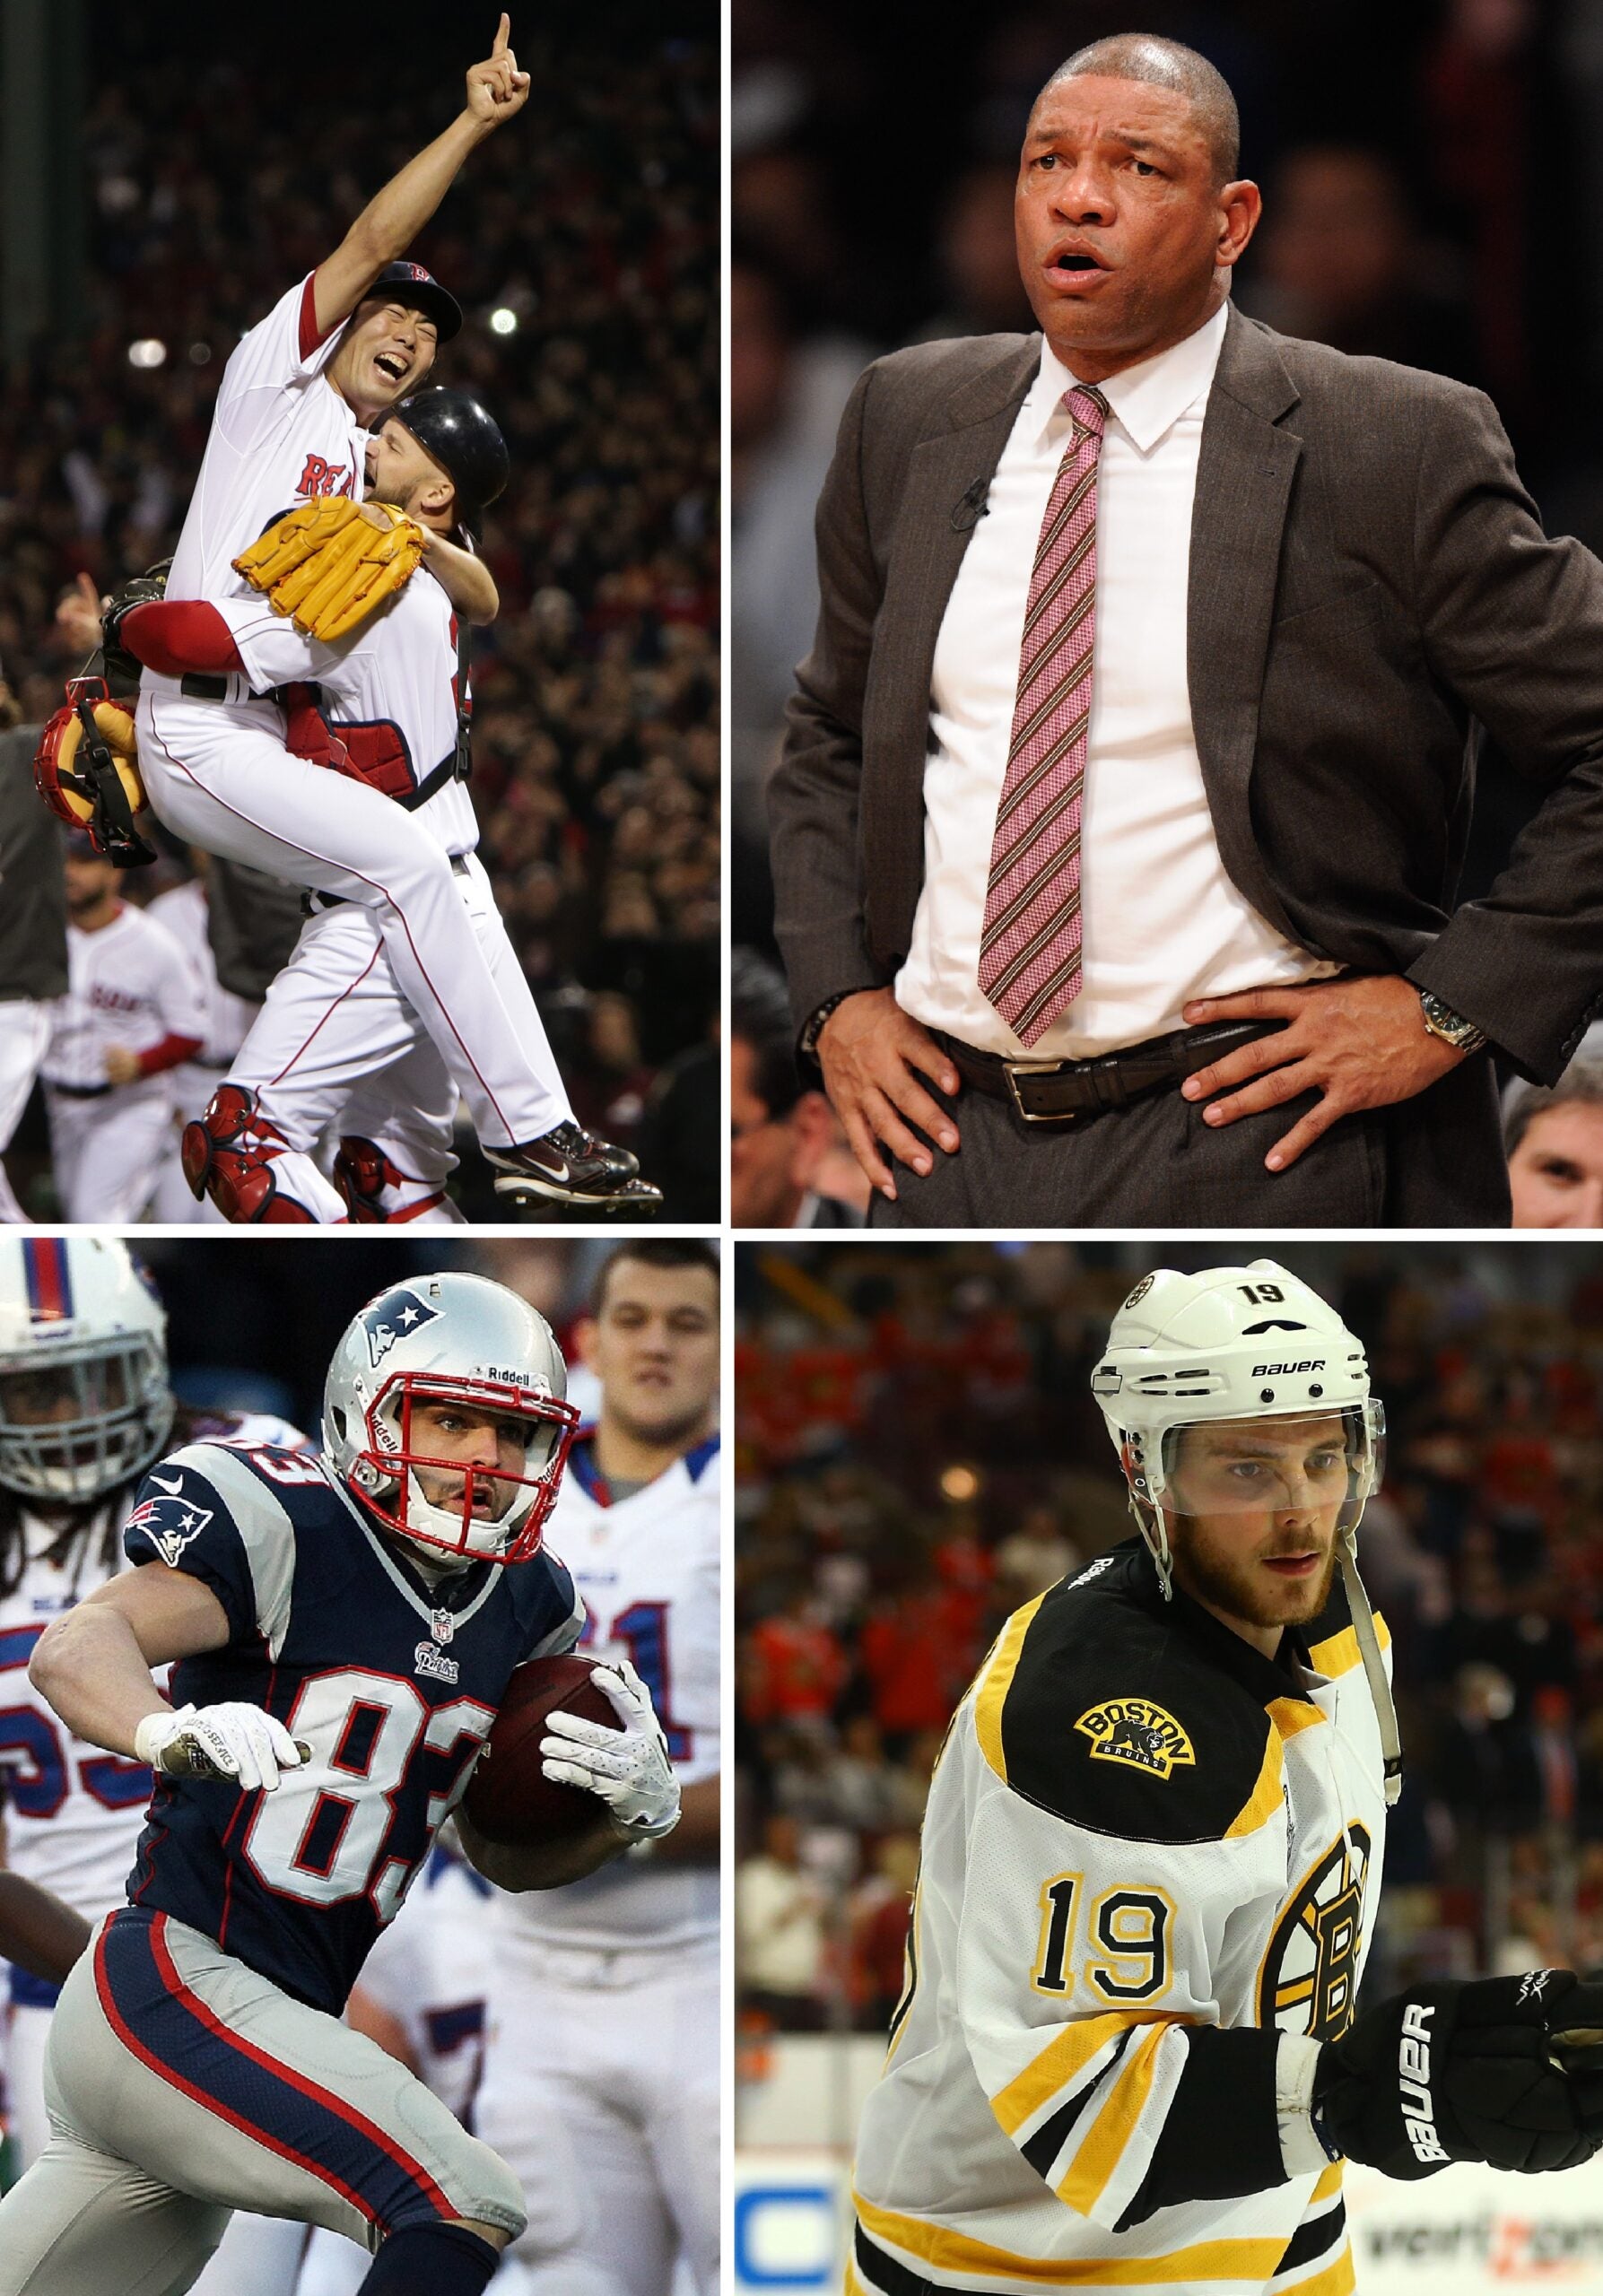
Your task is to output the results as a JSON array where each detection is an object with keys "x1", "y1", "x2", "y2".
[{"x1": 950, "y1": 477, "x2": 991, "y2": 532}]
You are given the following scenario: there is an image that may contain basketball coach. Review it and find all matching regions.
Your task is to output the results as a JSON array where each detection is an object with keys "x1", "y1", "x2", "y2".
[{"x1": 767, "y1": 33, "x2": 1603, "y2": 1227}]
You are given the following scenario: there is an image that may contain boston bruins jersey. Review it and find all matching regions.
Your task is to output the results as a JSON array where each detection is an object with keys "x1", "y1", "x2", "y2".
[{"x1": 850, "y1": 1540, "x2": 1389, "y2": 2296}]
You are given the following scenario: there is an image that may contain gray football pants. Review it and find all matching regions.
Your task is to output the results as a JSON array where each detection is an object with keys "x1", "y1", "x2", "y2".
[{"x1": 0, "y1": 1908, "x2": 526, "y2": 2296}]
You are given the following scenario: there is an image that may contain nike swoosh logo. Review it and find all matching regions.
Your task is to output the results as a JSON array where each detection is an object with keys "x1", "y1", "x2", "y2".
[
  {"x1": 546, "y1": 1161, "x2": 570, "y2": 1181},
  {"x1": 149, "y1": 1472, "x2": 184, "y2": 1495}
]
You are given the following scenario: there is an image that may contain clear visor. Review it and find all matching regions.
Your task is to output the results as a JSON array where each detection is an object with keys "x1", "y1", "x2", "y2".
[
  {"x1": 1158, "y1": 1402, "x2": 1383, "y2": 1524},
  {"x1": 0, "y1": 1341, "x2": 170, "y2": 1503}
]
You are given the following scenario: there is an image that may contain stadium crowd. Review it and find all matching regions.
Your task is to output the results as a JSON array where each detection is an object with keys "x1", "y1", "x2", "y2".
[
  {"x1": 736, "y1": 1242, "x2": 1603, "y2": 2032},
  {"x1": 0, "y1": 6, "x2": 718, "y2": 1209}
]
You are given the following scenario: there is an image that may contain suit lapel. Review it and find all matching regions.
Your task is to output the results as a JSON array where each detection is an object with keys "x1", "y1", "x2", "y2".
[
  {"x1": 870, "y1": 340, "x2": 1039, "y2": 792},
  {"x1": 1189, "y1": 309, "x2": 1304, "y2": 938}
]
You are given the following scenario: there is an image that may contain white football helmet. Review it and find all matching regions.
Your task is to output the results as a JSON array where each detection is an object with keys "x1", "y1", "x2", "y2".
[
  {"x1": 1093, "y1": 1259, "x2": 1400, "y2": 1802},
  {"x1": 322, "y1": 1272, "x2": 579, "y2": 1565},
  {"x1": 0, "y1": 1236, "x2": 173, "y2": 1503}
]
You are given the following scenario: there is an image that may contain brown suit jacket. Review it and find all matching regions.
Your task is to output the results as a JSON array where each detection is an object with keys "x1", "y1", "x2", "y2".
[{"x1": 770, "y1": 307, "x2": 1603, "y2": 1098}]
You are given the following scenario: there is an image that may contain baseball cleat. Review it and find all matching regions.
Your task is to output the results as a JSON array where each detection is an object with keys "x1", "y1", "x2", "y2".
[{"x1": 485, "y1": 1123, "x2": 663, "y2": 1211}]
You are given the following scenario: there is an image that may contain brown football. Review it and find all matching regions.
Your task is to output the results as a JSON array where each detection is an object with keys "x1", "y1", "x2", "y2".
[{"x1": 461, "y1": 1653, "x2": 621, "y2": 1848}]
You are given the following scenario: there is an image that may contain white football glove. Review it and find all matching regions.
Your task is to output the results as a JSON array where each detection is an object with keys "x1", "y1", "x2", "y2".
[
  {"x1": 134, "y1": 1702, "x2": 307, "y2": 1794},
  {"x1": 539, "y1": 1658, "x2": 682, "y2": 1839}
]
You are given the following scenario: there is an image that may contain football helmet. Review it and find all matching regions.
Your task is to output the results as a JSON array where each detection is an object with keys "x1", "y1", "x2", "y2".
[
  {"x1": 323, "y1": 1272, "x2": 579, "y2": 1565},
  {"x1": 0, "y1": 1235, "x2": 173, "y2": 1502},
  {"x1": 1093, "y1": 1259, "x2": 1400, "y2": 1802}
]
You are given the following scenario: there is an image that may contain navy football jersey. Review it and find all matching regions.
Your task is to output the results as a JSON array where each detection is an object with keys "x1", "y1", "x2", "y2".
[{"x1": 121, "y1": 1441, "x2": 583, "y2": 2015}]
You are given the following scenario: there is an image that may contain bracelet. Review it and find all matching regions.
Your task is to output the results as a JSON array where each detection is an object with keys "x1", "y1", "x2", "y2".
[{"x1": 798, "y1": 991, "x2": 855, "y2": 1062}]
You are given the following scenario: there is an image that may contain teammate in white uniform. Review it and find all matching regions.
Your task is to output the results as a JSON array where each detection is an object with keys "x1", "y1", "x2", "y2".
[
  {"x1": 147, "y1": 859, "x2": 260, "y2": 1224},
  {"x1": 0, "y1": 1239, "x2": 302, "y2": 2161},
  {"x1": 130, "y1": 22, "x2": 638, "y2": 1210},
  {"x1": 127, "y1": 393, "x2": 655, "y2": 1220},
  {"x1": 848, "y1": 1262, "x2": 1603, "y2": 2296},
  {"x1": 40, "y1": 840, "x2": 206, "y2": 1222},
  {"x1": 478, "y1": 1240, "x2": 721, "y2": 2296}
]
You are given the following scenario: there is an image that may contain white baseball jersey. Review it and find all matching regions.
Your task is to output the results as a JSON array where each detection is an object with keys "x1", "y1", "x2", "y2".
[
  {"x1": 41, "y1": 906, "x2": 207, "y2": 1091},
  {"x1": 849, "y1": 1543, "x2": 1388, "y2": 2296},
  {"x1": 0, "y1": 1412, "x2": 304, "y2": 1937},
  {"x1": 144, "y1": 273, "x2": 366, "y2": 714},
  {"x1": 501, "y1": 1431, "x2": 720, "y2": 1950},
  {"x1": 217, "y1": 540, "x2": 478, "y2": 857},
  {"x1": 145, "y1": 880, "x2": 257, "y2": 1068}
]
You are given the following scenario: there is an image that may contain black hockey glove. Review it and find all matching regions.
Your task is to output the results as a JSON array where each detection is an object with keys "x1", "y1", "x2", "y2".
[{"x1": 1314, "y1": 1970, "x2": 1603, "y2": 2179}]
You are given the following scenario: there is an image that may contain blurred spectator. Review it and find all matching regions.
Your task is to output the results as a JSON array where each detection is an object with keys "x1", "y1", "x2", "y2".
[
  {"x1": 1237, "y1": 144, "x2": 1478, "y2": 379},
  {"x1": 730, "y1": 945, "x2": 868, "y2": 1227},
  {"x1": 736, "y1": 1813, "x2": 830, "y2": 2031},
  {"x1": 911, "y1": 161, "x2": 1037, "y2": 342},
  {"x1": 1506, "y1": 1063, "x2": 1603, "y2": 1228}
]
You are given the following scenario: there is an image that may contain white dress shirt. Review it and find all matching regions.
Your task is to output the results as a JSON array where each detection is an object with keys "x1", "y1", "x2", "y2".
[{"x1": 895, "y1": 300, "x2": 1337, "y2": 1060}]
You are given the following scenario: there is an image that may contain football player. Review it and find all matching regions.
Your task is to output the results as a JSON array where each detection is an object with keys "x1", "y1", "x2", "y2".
[
  {"x1": 477, "y1": 1239, "x2": 719, "y2": 2296},
  {"x1": 0, "y1": 1235, "x2": 304, "y2": 2175},
  {"x1": 0, "y1": 1270, "x2": 681, "y2": 2296},
  {"x1": 848, "y1": 1261, "x2": 1603, "y2": 2296}
]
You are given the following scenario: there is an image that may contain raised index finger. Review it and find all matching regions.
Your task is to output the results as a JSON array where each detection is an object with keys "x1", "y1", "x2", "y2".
[{"x1": 492, "y1": 12, "x2": 510, "y2": 55}]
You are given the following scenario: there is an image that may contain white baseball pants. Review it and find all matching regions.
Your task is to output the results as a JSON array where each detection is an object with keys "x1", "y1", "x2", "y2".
[{"x1": 138, "y1": 691, "x2": 571, "y2": 1152}]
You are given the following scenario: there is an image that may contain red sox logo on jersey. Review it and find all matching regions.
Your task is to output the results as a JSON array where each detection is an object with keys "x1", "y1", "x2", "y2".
[{"x1": 296, "y1": 454, "x2": 357, "y2": 500}]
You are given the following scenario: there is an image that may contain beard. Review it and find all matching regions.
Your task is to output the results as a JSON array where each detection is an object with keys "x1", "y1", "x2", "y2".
[{"x1": 1168, "y1": 1516, "x2": 1340, "y2": 1632}]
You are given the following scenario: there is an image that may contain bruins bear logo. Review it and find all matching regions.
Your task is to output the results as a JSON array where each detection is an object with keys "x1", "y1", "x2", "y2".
[
  {"x1": 1075, "y1": 1698, "x2": 1195, "y2": 1779},
  {"x1": 1259, "y1": 1823, "x2": 1372, "y2": 2041}
]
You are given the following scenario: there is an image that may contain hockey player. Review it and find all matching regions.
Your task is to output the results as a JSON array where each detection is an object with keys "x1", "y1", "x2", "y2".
[
  {"x1": 0, "y1": 1269, "x2": 680, "y2": 2296},
  {"x1": 478, "y1": 1239, "x2": 720, "y2": 2296},
  {"x1": 848, "y1": 1261, "x2": 1603, "y2": 2296}
]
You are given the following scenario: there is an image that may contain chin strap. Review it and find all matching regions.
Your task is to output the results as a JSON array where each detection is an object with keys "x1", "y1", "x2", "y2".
[{"x1": 1338, "y1": 1535, "x2": 1403, "y2": 1805}]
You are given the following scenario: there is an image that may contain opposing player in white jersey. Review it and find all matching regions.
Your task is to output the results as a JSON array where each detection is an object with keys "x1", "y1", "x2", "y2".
[
  {"x1": 125, "y1": 391, "x2": 657, "y2": 1221},
  {"x1": 848, "y1": 1263, "x2": 1603, "y2": 2296},
  {"x1": 0, "y1": 1233, "x2": 304, "y2": 2176},
  {"x1": 130, "y1": 19, "x2": 640, "y2": 1211},
  {"x1": 40, "y1": 838, "x2": 206, "y2": 1222},
  {"x1": 478, "y1": 1239, "x2": 720, "y2": 2296},
  {"x1": 147, "y1": 856, "x2": 260, "y2": 1224}
]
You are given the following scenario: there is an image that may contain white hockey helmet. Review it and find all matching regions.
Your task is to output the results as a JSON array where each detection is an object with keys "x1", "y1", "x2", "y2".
[
  {"x1": 322, "y1": 1272, "x2": 579, "y2": 1566},
  {"x1": 1092, "y1": 1259, "x2": 1400, "y2": 1801},
  {"x1": 0, "y1": 1236, "x2": 173, "y2": 1503}
]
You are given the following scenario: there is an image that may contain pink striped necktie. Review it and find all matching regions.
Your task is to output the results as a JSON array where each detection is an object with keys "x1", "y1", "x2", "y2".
[{"x1": 977, "y1": 383, "x2": 1108, "y2": 1048}]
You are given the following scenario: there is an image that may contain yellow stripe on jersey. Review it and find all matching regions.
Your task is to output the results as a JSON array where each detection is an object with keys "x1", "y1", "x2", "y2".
[
  {"x1": 1225, "y1": 1726, "x2": 1285, "y2": 1838},
  {"x1": 1056, "y1": 2020, "x2": 1167, "y2": 2214},
  {"x1": 1306, "y1": 1614, "x2": 1390, "y2": 1679},
  {"x1": 1311, "y1": 2161, "x2": 1344, "y2": 2203},
  {"x1": 993, "y1": 2009, "x2": 1185, "y2": 2136},
  {"x1": 1276, "y1": 2240, "x2": 1355, "y2": 2296},
  {"x1": 1266, "y1": 1694, "x2": 1325, "y2": 1743},
  {"x1": 852, "y1": 2196, "x2": 1287, "y2": 2286},
  {"x1": 974, "y1": 1594, "x2": 1046, "y2": 1783}
]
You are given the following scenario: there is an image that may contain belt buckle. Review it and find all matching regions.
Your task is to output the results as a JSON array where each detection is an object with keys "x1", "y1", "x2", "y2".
[{"x1": 1004, "y1": 1059, "x2": 1077, "y2": 1125}]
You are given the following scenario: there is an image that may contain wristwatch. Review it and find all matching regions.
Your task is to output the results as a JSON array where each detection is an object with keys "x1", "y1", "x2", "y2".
[{"x1": 1417, "y1": 989, "x2": 1488, "y2": 1057}]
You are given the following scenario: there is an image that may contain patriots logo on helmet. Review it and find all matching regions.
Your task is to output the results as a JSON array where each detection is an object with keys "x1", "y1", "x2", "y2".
[
  {"x1": 126, "y1": 1486, "x2": 213, "y2": 1570},
  {"x1": 362, "y1": 1289, "x2": 440, "y2": 1369}
]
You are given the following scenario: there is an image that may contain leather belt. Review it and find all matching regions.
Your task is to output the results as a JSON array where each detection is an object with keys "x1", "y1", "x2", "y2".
[
  {"x1": 303, "y1": 852, "x2": 472, "y2": 917},
  {"x1": 180, "y1": 673, "x2": 229, "y2": 701},
  {"x1": 936, "y1": 1019, "x2": 1285, "y2": 1126},
  {"x1": 46, "y1": 1079, "x2": 111, "y2": 1099}
]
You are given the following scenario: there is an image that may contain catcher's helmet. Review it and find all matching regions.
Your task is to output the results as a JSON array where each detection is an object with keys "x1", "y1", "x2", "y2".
[{"x1": 393, "y1": 388, "x2": 510, "y2": 532}]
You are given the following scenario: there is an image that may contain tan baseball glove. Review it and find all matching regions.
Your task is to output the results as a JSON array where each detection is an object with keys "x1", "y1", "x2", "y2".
[{"x1": 232, "y1": 498, "x2": 425, "y2": 641}]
